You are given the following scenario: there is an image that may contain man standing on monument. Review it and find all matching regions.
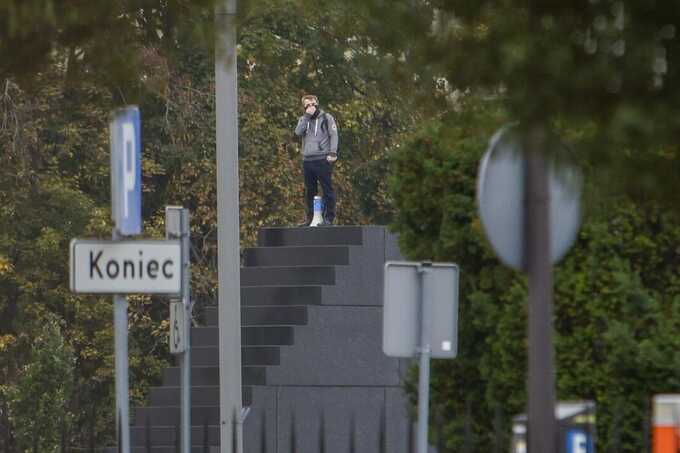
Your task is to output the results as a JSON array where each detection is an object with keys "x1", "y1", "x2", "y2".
[{"x1": 294, "y1": 94, "x2": 339, "y2": 226}]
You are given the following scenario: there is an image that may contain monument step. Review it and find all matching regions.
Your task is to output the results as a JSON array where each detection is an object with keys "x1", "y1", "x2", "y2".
[
  {"x1": 244, "y1": 245, "x2": 350, "y2": 267},
  {"x1": 147, "y1": 385, "x2": 252, "y2": 407},
  {"x1": 162, "y1": 366, "x2": 265, "y2": 387},
  {"x1": 241, "y1": 266, "x2": 335, "y2": 286},
  {"x1": 129, "y1": 424, "x2": 219, "y2": 447},
  {"x1": 257, "y1": 226, "x2": 365, "y2": 247},
  {"x1": 190, "y1": 326, "x2": 294, "y2": 347}
]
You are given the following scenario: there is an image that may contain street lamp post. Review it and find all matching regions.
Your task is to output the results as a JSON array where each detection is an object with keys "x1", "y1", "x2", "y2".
[{"x1": 215, "y1": 0, "x2": 243, "y2": 452}]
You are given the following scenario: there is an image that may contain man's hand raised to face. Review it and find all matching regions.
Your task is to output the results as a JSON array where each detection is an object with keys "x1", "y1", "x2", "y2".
[{"x1": 304, "y1": 103, "x2": 317, "y2": 116}]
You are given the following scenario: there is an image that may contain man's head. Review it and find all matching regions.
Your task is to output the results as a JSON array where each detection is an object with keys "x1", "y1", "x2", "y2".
[{"x1": 301, "y1": 94, "x2": 319, "y2": 114}]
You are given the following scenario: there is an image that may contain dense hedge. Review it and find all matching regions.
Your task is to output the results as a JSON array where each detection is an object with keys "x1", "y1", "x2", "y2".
[{"x1": 388, "y1": 97, "x2": 680, "y2": 452}]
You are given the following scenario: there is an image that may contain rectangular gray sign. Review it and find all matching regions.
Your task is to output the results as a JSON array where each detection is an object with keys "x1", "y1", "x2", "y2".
[{"x1": 383, "y1": 261, "x2": 459, "y2": 359}]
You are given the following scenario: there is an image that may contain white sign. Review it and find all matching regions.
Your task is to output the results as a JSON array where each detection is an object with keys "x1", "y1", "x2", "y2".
[
  {"x1": 476, "y1": 125, "x2": 582, "y2": 271},
  {"x1": 169, "y1": 301, "x2": 187, "y2": 354},
  {"x1": 70, "y1": 239, "x2": 181, "y2": 294},
  {"x1": 383, "y1": 261, "x2": 459, "y2": 359}
]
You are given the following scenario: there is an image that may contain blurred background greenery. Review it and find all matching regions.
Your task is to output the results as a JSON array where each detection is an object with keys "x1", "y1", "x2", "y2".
[{"x1": 1, "y1": 1, "x2": 679, "y2": 451}]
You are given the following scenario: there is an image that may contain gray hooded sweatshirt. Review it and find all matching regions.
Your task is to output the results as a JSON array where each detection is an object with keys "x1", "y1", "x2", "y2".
[{"x1": 294, "y1": 109, "x2": 339, "y2": 161}]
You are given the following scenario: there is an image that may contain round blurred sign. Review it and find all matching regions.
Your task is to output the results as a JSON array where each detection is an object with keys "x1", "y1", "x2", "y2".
[{"x1": 476, "y1": 126, "x2": 582, "y2": 271}]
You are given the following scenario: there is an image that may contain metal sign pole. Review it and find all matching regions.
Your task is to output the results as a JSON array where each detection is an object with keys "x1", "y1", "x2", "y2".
[
  {"x1": 416, "y1": 262, "x2": 432, "y2": 453},
  {"x1": 166, "y1": 207, "x2": 192, "y2": 453},
  {"x1": 180, "y1": 209, "x2": 192, "y2": 453},
  {"x1": 477, "y1": 125, "x2": 581, "y2": 452},
  {"x1": 109, "y1": 106, "x2": 140, "y2": 453},
  {"x1": 113, "y1": 230, "x2": 130, "y2": 453},
  {"x1": 525, "y1": 134, "x2": 556, "y2": 452}
]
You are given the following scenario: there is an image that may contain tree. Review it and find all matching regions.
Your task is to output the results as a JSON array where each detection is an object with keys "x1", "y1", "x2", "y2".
[
  {"x1": 0, "y1": 0, "x2": 215, "y2": 95},
  {"x1": 340, "y1": 0, "x2": 680, "y2": 206},
  {"x1": 0, "y1": 63, "x2": 175, "y2": 449},
  {"x1": 389, "y1": 95, "x2": 680, "y2": 451},
  {"x1": 6, "y1": 314, "x2": 75, "y2": 453},
  {"x1": 0, "y1": 1, "x2": 418, "y2": 449}
]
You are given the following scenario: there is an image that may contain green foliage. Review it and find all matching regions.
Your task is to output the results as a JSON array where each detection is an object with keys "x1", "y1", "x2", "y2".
[
  {"x1": 235, "y1": 0, "x2": 417, "y2": 229},
  {"x1": 0, "y1": 68, "x2": 171, "y2": 449},
  {"x1": 0, "y1": 0, "x2": 416, "y2": 450},
  {"x1": 554, "y1": 204, "x2": 680, "y2": 451},
  {"x1": 0, "y1": 0, "x2": 216, "y2": 95},
  {"x1": 6, "y1": 313, "x2": 75, "y2": 453},
  {"x1": 6, "y1": 2, "x2": 678, "y2": 452},
  {"x1": 341, "y1": 0, "x2": 680, "y2": 206},
  {"x1": 389, "y1": 97, "x2": 680, "y2": 451}
]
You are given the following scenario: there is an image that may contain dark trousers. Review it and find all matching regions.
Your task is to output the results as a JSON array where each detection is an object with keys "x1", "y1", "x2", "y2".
[{"x1": 303, "y1": 159, "x2": 336, "y2": 222}]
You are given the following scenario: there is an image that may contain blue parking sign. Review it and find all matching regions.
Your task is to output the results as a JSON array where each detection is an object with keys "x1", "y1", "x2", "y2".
[
  {"x1": 110, "y1": 106, "x2": 142, "y2": 236},
  {"x1": 566, "y1": 428, "x2": 594, "y2": 453}
]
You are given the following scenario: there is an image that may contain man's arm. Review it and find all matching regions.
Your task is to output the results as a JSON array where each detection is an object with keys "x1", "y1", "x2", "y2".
[
  {"x1": 294, "y1": 115, "x2": 310, "y2": 137},
  {"x1": 327, "y1": 114, "x2": 339, "y2": 154}
]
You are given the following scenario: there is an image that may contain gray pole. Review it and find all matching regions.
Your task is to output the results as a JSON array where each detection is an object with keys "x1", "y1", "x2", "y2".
[
  {"x1": 524, "y1": 128, "x2": 556, "y2": 452},
  {"x1": 416, "y1": 262, "x2": 432, "y2": 453},
  {"x1": 113, "y1": 230, "x2": 130, "y2": 453},
  {"x1": 166, "y1": 208, "x2": 192, "y2": 453},
  {"x1": 180, "y1": 210, "x2": 192, "y2": 453},
  {"x1": 215, "y1": 0, "x2": 243, "y2": 452}
]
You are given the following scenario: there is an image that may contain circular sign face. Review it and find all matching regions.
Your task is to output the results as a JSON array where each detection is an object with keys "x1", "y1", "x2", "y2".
[{"x1": 476, "y1": 126, "x2": 582, "y2": 271}]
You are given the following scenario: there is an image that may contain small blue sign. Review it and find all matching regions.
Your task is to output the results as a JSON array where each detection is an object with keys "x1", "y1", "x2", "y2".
[
  {"x1": 110, "y1": 107, "x2": 142, "y2": 236},
  {"x1": 313, "y1": 196, "x2": 323, "y2": 213},
  {"x1": 566, "y1": 428, "x2": 594, "y2": 453}
]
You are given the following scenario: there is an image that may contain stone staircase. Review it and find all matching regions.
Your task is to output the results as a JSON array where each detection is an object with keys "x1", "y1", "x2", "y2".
[{"x1": 106, "y1": 226, "x2": 411, "y2": 452}]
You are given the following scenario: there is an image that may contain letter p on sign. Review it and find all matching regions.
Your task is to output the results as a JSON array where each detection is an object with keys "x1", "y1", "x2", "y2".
[
  {"x1": 122, "y1": 122, "x2": 136, "y2": 217},
  {"x1": 111, "y1": 106, "x2": 142, "y2": 236}
]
